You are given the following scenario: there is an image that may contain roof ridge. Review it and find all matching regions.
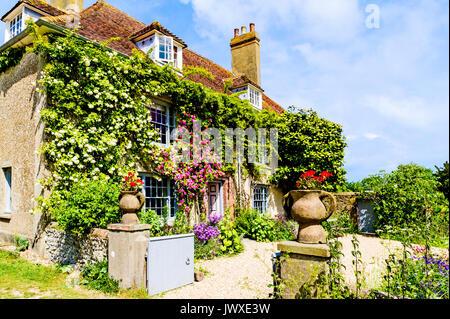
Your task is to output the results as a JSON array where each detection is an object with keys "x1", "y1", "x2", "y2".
[{"x1": 89, "y1": 0, "x2": 146, "y2": 27}]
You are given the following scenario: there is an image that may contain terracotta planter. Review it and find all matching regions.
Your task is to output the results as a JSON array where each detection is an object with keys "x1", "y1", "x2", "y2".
[
  {"x1": 283, "y1": 190, "x2": 336, "y2": 244},
  {"x1": 118, "y1": 191, "x2": 146, "y2": 224}
]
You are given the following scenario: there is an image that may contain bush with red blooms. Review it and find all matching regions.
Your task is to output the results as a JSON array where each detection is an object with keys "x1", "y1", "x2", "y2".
[
  {"x1": 296, "y1": 170, "x2": 333, "y2": 190},
  {"x1": 121, "y1": 172, "x2": 144, "y2": 192}
]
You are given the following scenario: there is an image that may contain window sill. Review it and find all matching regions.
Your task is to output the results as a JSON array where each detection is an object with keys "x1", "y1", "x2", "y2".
[{"x1": 0, "y1": 213, "x2": 12, "y2": 220}]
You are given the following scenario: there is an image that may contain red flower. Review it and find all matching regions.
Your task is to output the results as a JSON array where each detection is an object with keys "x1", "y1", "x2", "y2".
[
  {"x1": 304, "y1": 170, "x2": 316, "y2": 177},
  {"x1": 312, "y1": 176, "x2": 324, "y2": 182},
  {"x1": 136, "y1": 179, "x2": 144, "y2": 184},
  {"x1": 128, "y1": 172, "x2": 134, "y2": 177},
  {"x1": 320, "y1": 171, "x2": 333, "y2": 178},
  {"x1": 129, "y1": 182, "x2": 137, "y2": 187},
  {"x1": 124, "y1": 177, "x2": 129, "y2": 182}
]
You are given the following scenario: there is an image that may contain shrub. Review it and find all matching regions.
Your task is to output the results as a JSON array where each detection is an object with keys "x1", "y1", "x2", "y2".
[
  {"x1": 217, "y1": 210, "x2": 244, "y2": 255},
  {"x1": 435, "y1": 161, "x2": 449, "y2": 200},
  {"x1": 234, "y1": 208, "x2": 296, "y2": 242},
  {"x1": 13, "y1": 234, "x2": 30, "y2": 252},
  {"x1": 363, "y1": 164, "x2": 447, "y2": 226},
  {"x1": 138, "y1": 209, "x2": 165, "y2": 237},
  {"x1": 269, "y1": 107, "x2": 347, "y2": 192},
  {"x1": 50, "y1": 175, "x2": 121, "y2": 236},
  {"x1": 80, "y1": 259, "x2": 120, "y2": 294}
]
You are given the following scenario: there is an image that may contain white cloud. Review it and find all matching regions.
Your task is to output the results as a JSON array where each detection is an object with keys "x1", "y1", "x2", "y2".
[
  {"x1": 363, "y1": 95, "x2": 444, "y2": 129},
  {"x1": 363, "y1": 133, "x2": 381, "y2": 140},
  {"x1": 180, "y1": 0, "x2": 363, "y2": 42}
]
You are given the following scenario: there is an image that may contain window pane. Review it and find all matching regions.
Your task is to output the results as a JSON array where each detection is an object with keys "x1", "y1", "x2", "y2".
[
  {"x1": 140, "y1": 174, "x2": 177, "y2": 219},
  {"x1": 253, "y1": 185, "x2": 268, "y2": 214}
]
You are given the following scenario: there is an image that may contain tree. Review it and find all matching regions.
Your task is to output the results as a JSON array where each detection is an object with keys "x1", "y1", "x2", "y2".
[
  {"x1": 435, "y1": 161, "x2": 449, "y2": 200},
  {"x1": 269, "y1": 107, "x2": 347, "y2": 192}
]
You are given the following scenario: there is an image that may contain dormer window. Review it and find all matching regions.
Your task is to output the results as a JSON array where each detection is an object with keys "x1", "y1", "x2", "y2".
[
  {"x1": 3, "y1": 5, "x2": 44, "y2": 43},
  {"x1": 231, "y1": 85, "x2": 263, "y2": 110},
  {"x1": 9, "y1": 12, "x2": 22, "y2": 38},
  {"x1": 136, "y1": 33, "x2": 182, "y2": 69}
]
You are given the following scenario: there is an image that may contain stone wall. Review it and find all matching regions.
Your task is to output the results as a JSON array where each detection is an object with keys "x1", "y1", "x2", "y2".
[
  {"x1": 0, "y1": 52, "x2": 49, "y2": 237},
  {"x1": 323, "y1": 192, "x2": 359, "y2": 225},
  {"x1": 43, "y1": 225, "x2": 108, "y2": 268}
]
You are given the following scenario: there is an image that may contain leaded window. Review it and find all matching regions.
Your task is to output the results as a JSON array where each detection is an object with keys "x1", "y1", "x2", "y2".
[
  {"x1": 140, "y1": 174, "x2": 177, "y2": 220},
  {"x1": 9, "y1": 13, "x2": 22, "y2": 38},
  {"x1": 158, "y1": 35, "x2": 173, "y2": 62},
  {"x1": 150, "y1": 104, "x2": 176, "y2": 145},
  {"x1": 249, "y1": 87, "x2": 262, "y2": 109},
  {"x1": 253, "y1": 185, "x2": 268, "y2": 214}
]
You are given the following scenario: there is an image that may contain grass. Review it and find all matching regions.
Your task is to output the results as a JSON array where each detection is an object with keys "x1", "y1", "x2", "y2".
[
  {"x1": 0, "y1": 249, "x2": 152, "y2": 299},
  {"x1": 0, "y1": 249, "x2": 96, "y2": 299}
]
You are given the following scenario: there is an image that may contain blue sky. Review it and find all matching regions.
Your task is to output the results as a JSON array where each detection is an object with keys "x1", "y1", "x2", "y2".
[{"x1": 1, "y1": 0, "x2": 448, "y2": 181}]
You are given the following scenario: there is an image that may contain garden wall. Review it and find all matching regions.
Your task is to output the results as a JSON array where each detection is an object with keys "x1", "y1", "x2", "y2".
[
  {"x1": 324, "y1": 192, "x2": 359, "y2": 224},
  {"x1": 43, "y1": 224, "x2": 108, "y2": 268}
]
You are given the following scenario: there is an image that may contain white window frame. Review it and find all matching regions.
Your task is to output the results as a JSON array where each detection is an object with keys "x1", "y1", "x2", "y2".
[
  {"x1": 249, "y1": 86, "x2": 262, "y2": 110},
  {"x1": 253, "y1": 184, "x2": 268, "y2": 214},
  {"x1": 139, "y1": 174, "x2": 177, "y2": 221},
  {"x1": 158, "y1": 35, "x2": 173, "y2": 63},
  {"x1": 231, "y1": 85, "x2": 262, "y2": 110},
  {"x1": 8, "y1": 12, "x2": 23, "y2": 40},
  {"x1": 136, "y1": 33, "x2": 183, "y2": 69},
  {"x1": 149, "y1": 102, "x2": 176, "y2": 146}
]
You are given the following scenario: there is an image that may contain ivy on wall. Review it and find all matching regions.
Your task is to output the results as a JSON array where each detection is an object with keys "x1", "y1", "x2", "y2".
[{"x1": 0, "y1": 22, "x2": 348, "y2": 227}]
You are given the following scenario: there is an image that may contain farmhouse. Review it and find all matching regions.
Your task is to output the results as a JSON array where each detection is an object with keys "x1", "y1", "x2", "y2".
[{"x1": 0, "y1": 0, "x2": 287, "y2": 243}]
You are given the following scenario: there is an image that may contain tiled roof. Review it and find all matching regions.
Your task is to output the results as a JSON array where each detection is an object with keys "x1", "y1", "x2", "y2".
[
  {"x1": 130, "y1": 21, "x2": 187, "y2": 47},
  {"x1": 1, "y1": 0, "x2": 66, "y2": 21},
  {"x1": 17, "y1": 0, "x2": 285, "y2": 113}
]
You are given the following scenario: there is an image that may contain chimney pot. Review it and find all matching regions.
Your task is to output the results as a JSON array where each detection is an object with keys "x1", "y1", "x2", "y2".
[
  {"x1": 234, "y1": 28, "x2": 239, "y2": 38},
  {"x1": 250, "y1": 23, "x2": 255, "y2": 32},
  {"x1": 241, "y1": 26, "x2": 247, "y2": 34}
]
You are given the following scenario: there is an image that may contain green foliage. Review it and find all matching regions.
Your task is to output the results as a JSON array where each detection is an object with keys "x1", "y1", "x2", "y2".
[
  {"x1": 13, "y1": 234, "x2": 30, "y2": 252},
  {"x1": 0, "y1": 46, "x2": 26, "y2": 74},
  {"x1": 217, "y1": 209, "x2": 244, "y2": 255},
  {"x1": 351, "y1": 163, "x2": 449, "y2": 247},
  {"x1": 381, "y1": 246, "x2": 449, "y2": 299},
  {"x1": 182, "y1": 65, "x2": 214, "y2": 81},
  {"x1": 81, "y1": 259, "x2": 120, "y2": 294},
  {"x1": 138, "y1": 209, "x2": 165, "y2": 236},
  {"x1": 364, "y1": 164, "x2": 448, "y2": 230},
  {"x1": 48, "y1": 175, "x2": 121, "y2": 236},
  {"x1": 435, "y1": 161, "x2": 449, "y2": 200},
  {"x1": 194, "y1": 237, "x2": 222, "y2": 260},
  {"x1": 269, "y1": 107, "x2": 347, "y2": 192},
  {"x1": 234, "y1": 207, "x2": 296, "y2": 242}
]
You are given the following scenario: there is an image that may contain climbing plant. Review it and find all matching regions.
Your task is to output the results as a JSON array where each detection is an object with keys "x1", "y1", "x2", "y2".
[{"x1": 0, "y1": 21, "x2": 347, "y2": 230}]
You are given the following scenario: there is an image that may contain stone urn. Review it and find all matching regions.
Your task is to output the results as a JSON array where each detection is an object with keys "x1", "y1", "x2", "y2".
[
  {"x1": 283, "y1": 190, "x2": 336, "y2": 244},
  {"x1": 119, "y1": 191, "x2": 145, "y2": 224}
]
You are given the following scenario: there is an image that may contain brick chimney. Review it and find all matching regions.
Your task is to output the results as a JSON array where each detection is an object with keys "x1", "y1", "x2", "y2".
[
  {"x1": 230, "y1": 23, "x2": 261, "y2": 87},
  {"x1": 50, "y1": 0, "x2": 84, "y2": 13}
]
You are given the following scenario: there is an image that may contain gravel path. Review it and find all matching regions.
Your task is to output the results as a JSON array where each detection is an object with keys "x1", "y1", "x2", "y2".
[
  {"x1": 159, "y1": 238, "x2": 278, "y2": 299},
  {"x1": 158, "y1": 235, "x2": 447, "y2": 299}
]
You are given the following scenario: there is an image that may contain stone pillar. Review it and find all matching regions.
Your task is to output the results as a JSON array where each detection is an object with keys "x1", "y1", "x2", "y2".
[
  {"x1": 276, "y1": 241, "x2": 331, "y2": 299},
  {"x1": 107, "y1": 224, "x2": 151, "y2": 289}
]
